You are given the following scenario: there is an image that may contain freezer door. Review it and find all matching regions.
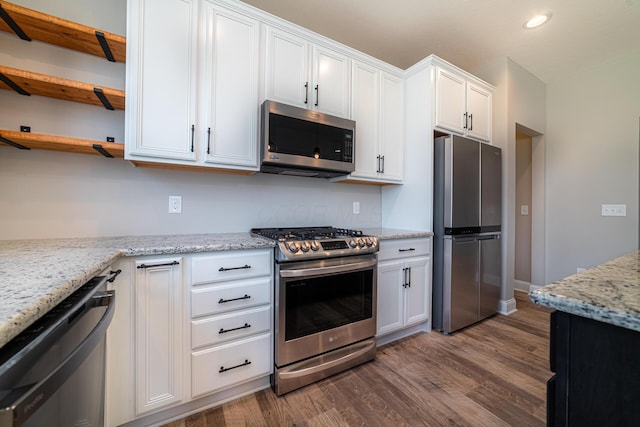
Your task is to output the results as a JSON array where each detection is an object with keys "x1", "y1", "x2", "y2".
[
  {"x1": 444, "y1": 135, "x2": 480, "y2": 229},
  {"x1": 481, "y1": 143, "x2": 502, "y2": 228},
  {"x1": 443, "y1": 236, "x2": 479, "y2": 333},
  {"x1": 479, "y1": 233, "x2": 501, "y2": 319}
]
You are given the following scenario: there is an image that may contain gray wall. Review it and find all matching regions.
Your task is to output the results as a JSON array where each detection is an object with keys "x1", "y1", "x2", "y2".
[
  {"x1": 0, "y1": 0, "x2": 381, "y2": 240},
  {"x1": 545, "y1": 52, "x2": 640, "y2": 281}
]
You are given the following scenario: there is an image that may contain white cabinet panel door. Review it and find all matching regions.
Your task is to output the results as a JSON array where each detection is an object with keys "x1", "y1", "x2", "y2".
[
  {"x1": 379, "y1": 72, "x2": 404, "y2": 182},
  {"x1": 434, "y1": 67, "x2": 466, "y2": 135},
  {"x1": 466, "y1": 81, "x2": 492, "y2": 142},
  {"x1": 127, "y1": 0, "x2": 197, "y2": 161},
  {"x1": 351, "y1": 61, "x2": 380, "y2": 179},
  {"x1": 264, "y1": 28, "x2": 310, "y2": 108},
  {"x1": 202, "y1": 5, "x2": 260, "y2": 168},
  {"x1": 312, "y1": 45, "x2": 350, "y2": 118}
]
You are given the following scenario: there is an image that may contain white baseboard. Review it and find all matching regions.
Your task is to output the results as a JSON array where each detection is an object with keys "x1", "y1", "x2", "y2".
[
  {"x1": 498, "y1": 298, "x2": 517, "y2": 315},
  {"x1": 514, "y1": 279, "x2": 531, "y2": 292}
]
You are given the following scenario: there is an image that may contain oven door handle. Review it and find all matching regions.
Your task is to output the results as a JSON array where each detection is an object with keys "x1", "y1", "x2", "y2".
[
  {"x1": 0, "y1": 290, "x2": 115, "y2": 427},
  {"x1": 279, "y1": 258, "x2": 377, "y2": 278}
]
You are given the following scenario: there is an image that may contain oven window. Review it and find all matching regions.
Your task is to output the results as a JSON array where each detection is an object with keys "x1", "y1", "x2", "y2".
[{"x1": 284, "y1": 269, "x2": 373, "y2": 341}]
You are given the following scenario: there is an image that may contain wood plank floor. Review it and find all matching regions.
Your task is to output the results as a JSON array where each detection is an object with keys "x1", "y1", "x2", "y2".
[{"x1": 163, "y1": 291, "x2": 553, "y2": 427}]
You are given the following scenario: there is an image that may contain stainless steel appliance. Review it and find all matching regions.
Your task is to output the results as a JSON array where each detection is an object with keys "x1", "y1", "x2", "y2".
[
  {"x1": 433, "y1": 134, "x2": 502, "y2": 334},
  {"x1": 0, "y1": 273, "x2": 117, "y2": 426},
  {"x1": 260, "y1": 100, "x2": 356, "y2": 178},
  {"x1": 251, "y1": 227, "x2": 378, "y2": 395}
]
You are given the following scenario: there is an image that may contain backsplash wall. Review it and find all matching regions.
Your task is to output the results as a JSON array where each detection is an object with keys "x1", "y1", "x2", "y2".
[{"x1": 0, "y1": 149, "x2": 381, "y2": 240}]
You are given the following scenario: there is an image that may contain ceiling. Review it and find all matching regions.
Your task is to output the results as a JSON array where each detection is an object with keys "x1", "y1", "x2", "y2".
[{"x1": 241, "y1": 0, "x2": 640, "y2": 83}]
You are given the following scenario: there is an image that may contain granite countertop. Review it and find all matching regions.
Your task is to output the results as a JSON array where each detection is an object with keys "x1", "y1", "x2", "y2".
[
  {"x1": 0, "y1": 229, "x2": 430, "y2": 348},
  {"x1": 530, "y1": 250, "x2": 640, "y2": 332},
  {"x1": 0, "y1": 233, "x2": 275, "y2": 348},
  {"x1": 363, "y1": 228, "x2": 433, "y2": 240}
]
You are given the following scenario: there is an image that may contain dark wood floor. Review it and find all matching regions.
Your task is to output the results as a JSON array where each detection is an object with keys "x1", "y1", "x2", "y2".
[{"x1": 164, "y1": 291, "x2": 553, "y2": 426}]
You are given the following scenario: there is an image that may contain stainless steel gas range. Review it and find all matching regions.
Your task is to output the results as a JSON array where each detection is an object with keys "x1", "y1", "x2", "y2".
[{"x1": 251, "y1": 227, "x2": 379, "y2": 395}]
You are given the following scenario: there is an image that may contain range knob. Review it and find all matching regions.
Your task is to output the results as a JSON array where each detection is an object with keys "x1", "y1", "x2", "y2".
[
  {"x1": 300, "y1": 241, "x2": 311, "y2": 252},
  {"x1": 365, "y1": 237, "x2": 373, "y2": 247},
  {"x1": 357, "y1": 238, "x2": 366, "y2": 248},
  {"x1": 310, "y1": 241, "x2": 320, "y2": 251},
  {"x1": 287, "y1": 242, "x2": 299, "y2": 253},
  {"x1": 349, "y1": 239, "x2": 357, "y2": 248}
]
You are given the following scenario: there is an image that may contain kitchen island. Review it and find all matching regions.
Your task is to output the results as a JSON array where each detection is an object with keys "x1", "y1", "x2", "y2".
[{"x1": 530, "y1": 250, "x2": 640, "y2": 426}]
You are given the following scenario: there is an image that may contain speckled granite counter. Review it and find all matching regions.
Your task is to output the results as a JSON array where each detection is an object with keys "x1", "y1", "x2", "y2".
[
  {"x1": 530, "y1": 250, "x2": 640, "y2": 332},
  {"x1": 363, "y1": 228, "x2": 433, "y2": 240},
  {"x1": 0, "y1": 234, "x2": 275, "y2": 348}
]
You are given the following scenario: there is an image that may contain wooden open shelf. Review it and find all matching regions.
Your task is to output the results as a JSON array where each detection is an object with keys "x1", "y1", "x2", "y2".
[
  {"x1": 0, "y1": 1, "x2": 126, "y2": 62},
  {"x1": 0, "y1": 65, "x2": 125, "y2": 109},
  {"x1": 0, "y1": 129, "x2": 124, "y2": 158}
]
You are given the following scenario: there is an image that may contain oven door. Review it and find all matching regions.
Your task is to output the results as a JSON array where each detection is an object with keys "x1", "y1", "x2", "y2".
[{"x1": 275, "y1": 254, "x2": 377, "y2": 367}]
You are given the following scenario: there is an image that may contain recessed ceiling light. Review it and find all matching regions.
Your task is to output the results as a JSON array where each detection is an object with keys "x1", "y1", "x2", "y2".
[{"x1": 524, "y1": 12, "x2": 552, "y2": 29}]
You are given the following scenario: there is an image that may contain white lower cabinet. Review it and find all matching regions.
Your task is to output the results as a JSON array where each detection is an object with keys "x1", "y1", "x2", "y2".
[
  {"x1": 189, "y1": 249, "x2": 273, "y2": 398},
  {"x1": 134, "y1": 257, "x2": 184, "y2": 415},
  {"x1": 105, "y1": 256, "x2": 185, "y2": 426},
  {"x1": 376, "y1": 238, "x2": 432, "y2": 340},
  {"x1": 105, "y1": 248, "x2": 273, "y2": 426},
  {"x1": 192, "y1": 333, "x2": 272, "y2": 396}
]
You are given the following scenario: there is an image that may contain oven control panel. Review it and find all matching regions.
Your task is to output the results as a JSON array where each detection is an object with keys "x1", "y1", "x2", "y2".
[{"x1": 276, "y1": 236, "x2": 378, "y2": 261}]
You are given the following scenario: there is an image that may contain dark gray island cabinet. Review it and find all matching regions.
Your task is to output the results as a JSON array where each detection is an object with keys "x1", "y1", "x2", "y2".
[
  {"x1": 548, "y1": 310, "x2": 640, "y2": 426},
  {"x1": 530, "y1": 250, "x2": 640, "y2": 427}
]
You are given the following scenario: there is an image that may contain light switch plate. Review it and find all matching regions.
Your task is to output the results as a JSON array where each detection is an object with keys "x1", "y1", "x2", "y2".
[
  {"x1": 601, "y1": 204, "x2": 626, "y2": 216},
  {"x1": 520, "y1": 205, "x2": 529, "y2": 216}
]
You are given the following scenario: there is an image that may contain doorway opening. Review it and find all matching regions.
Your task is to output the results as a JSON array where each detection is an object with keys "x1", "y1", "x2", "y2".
[{"x1": 514, "y1": 123, "x2": 545, "y2": 292}]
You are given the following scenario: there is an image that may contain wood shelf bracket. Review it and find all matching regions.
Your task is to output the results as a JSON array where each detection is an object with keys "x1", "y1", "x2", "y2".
[
  {"x1": 92, "y1": 143, "x2": 114, "y2": 158},
  {"x1": 0, "y1": 135, "x2": 29, "y2": 150},
  {"x1": 0, "y1": 3, "x2": 30, "y2": 40},
  {"x1": 93, "y1": 87, "x2": 114, "y2": 110},
  {"x1": 94, "y1": 31, "x2": 115, "y2": 62},
  {"x1": 0, "y1": 71, "x2": 30, "y2": 95}
]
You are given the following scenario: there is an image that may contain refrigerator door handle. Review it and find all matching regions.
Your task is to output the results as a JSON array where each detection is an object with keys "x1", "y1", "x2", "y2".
[{"x1": 478, "y1": 235, "x2": 500, "y2": 241}]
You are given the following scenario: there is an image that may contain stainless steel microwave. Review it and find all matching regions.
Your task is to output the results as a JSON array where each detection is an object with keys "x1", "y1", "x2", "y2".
[{"x1": 260, "y1": 100, "x2": 356, "y2": 178}]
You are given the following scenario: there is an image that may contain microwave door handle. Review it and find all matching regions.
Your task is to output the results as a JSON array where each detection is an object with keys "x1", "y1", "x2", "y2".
[{"x1": 1, "y1": 291, "x2": 115, "y2": 426}]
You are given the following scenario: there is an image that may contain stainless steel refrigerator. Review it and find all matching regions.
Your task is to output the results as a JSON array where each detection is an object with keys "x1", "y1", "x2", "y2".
[{"x1": 433, "y1": 134, "x2": 502, "y2": 334}]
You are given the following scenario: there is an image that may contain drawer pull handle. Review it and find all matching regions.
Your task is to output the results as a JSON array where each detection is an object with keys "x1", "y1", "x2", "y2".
[
  {"x1": 398, "y1": 248, "x2": 415, "y2": 252},
  {"x1": 137, "y1": 260, "x2": 180, "y2": 269},
  {"x1": 218, "y1": 294, "x2": 251, "y2": 304},
  {"x1": 218, "y1": 264, "x2": 251, "y2": 272},
  {"x1": 219, "y1": 359, "x2": 251, "y2": 373},
  {"x1": 219, "y1": 323, "x2": 251, "y2": 334}
]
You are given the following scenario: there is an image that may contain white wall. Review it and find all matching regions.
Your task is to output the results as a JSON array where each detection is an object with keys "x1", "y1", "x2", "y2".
[
  {"x1": 0, "y1": 0, "x2": 381, "y2": 240},
  {"x1": 472, "y1": 57, "x2": 546, "y2": 306},
  {"x1": 545, "y1": 52, "x2": 640, "y2": 281}
]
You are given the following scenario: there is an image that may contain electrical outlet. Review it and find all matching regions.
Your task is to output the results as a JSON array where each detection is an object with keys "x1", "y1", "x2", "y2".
[
  {"x1": 353, "y1": 201, "x2": 360, "y2": 215},
  {"x1": 520, "y1": 205, "x2": 529, "y2": 215},
  {"x1": 601, "y1": 204, "x2": 626, "y2": 217},
  {"x1": 169, "y1": 196, "x2": 182, "y2": 214},
  {"x1": 576, "y1": 267, "x2": 586, "y2": 273}
]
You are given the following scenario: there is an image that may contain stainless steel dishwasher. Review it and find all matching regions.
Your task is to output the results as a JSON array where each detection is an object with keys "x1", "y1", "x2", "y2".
[{"x1": 0, "y1": 270, "x2": 118, "y2": 427}]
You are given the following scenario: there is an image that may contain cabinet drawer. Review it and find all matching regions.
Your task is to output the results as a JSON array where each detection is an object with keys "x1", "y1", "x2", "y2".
[
  {"x1": 192, "y1": 249, "x2": 272, "y2": 285},
  {"x1": 191, "y1": 276, "x2": 271, "y2": 318},
  {"x1": 378, "y1": 237, "x2": 431, "y2": 261},
  {"x1": 192, "y1": 333, "x2": 272, "y2": 397},
  {"x1": 192, "y1": 306, "x2": 271, "y2": 349}
]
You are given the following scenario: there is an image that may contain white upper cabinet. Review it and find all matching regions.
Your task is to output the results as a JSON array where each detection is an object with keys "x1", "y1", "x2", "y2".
[
  {"x1": 339, "y1": 61, "x2": 403, "y2": 184},
  {"x1": 435, "y1": 65, "x2": 492, "y2": 142},
  {"x1": 201, "y1": 3, "x2": 260, "y2": 168},
  {"x1": 126, "y1": 0, "x2": 260, "y2": 172},
  {"x1": 126, "y1": 0, "x2": 198, "y2": 161},
  {"x1": 264, "y1": 27, "x2": 351, "y2": 118}
]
